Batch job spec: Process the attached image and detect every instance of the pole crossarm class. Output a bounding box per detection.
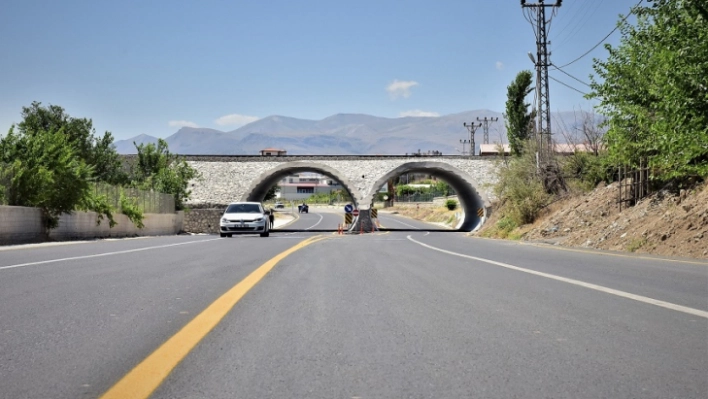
[462,122,482,157]
[476,117,499,145]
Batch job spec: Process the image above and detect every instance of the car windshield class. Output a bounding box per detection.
[225,204,261,213]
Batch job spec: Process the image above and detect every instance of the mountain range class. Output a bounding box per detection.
[112,110,583,155]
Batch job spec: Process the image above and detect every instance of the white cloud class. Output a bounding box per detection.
[386,79,419,100]
[399,110,440,118]
[168,120,199,128]
[214,113,260,127]
[495,61,505,71]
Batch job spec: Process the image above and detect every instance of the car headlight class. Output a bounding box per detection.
[221,217,228,223]
[254,217,264,222]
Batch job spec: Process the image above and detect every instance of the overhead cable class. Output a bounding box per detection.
[554,0,645,69]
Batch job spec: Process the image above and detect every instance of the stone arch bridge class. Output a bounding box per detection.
[181,155,499,231]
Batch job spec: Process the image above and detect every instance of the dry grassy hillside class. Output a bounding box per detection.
[482,181,708,259]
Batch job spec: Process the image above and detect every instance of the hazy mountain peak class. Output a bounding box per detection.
[112,109,582,155]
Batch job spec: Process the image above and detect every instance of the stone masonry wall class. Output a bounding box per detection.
[183,209,224,234]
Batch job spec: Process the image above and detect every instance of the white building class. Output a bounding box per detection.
[277,172,343,201]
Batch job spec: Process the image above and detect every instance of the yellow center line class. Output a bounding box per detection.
[100,235,327,399]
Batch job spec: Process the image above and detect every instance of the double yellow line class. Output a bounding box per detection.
[100,235,327,399]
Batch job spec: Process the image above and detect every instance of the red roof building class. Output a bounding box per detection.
[260,148,287,156]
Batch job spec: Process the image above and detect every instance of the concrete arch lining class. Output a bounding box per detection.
[366,161,491,231]
[242,161,359,205]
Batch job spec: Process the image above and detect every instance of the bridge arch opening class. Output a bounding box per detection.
[365,162,490,231]
[242,161,359,206]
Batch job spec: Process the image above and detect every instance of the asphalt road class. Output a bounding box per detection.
[0,212,706,398]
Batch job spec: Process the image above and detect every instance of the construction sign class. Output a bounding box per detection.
[371,208,378,218]
[344,213,353,225]
[477,208,484,217]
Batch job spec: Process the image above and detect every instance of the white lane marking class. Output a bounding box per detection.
[0,239,221,271]
[279,212,325,235]
[305,213,324,230]
[0,236,155,252]
[381,216,420,229]
[407,235,708,319]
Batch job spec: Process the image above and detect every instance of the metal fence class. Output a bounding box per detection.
[93,183,175,214]
[617,158,651,211]
[395,192,442,202]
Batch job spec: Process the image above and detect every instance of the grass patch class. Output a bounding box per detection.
[626,238,648,252]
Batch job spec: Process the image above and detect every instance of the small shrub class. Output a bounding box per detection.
[562,152,614,191]
[493,140,553,227]
[626,238,647,252]
[507,231,524,240]
[444,199,458,210]
[496,216,518,239]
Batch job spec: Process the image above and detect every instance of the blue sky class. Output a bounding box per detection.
[0,0,639,141]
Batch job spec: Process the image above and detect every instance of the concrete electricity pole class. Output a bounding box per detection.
[476,116,499,145]
[462,122,482,157]
[521,0,562,162]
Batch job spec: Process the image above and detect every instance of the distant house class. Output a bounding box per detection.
[480,144,511,156]
[260,148,287,156]
[479,143,596,156]
[277,172,342,200]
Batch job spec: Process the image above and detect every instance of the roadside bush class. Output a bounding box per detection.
[396,184,418,196]
[444,199,458,210]
[493,140,552,226]
[130,139,200,210]
[562,152,614,191]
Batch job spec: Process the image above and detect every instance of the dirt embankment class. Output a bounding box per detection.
[482,181,708,259]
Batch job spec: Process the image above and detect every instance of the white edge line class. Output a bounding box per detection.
[382,216,420,230]
[304,213,324,230]
[0,238,222,271]
[406,235,708,319]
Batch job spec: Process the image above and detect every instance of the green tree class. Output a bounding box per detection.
[589,0,708,179]
[0,126,95,229]
[16,102,126,184]
[131,139,199,210]
[264,185,279,201]
[504,71,536,156]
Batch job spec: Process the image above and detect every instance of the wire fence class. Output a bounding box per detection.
[0,166,174,213]
[93,183,175,214]
[395,192,446,203]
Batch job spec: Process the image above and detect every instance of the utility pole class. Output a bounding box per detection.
[476,116,499,145]
[459,139,470,156]
[463,122,482,157]
[521,0,561,162]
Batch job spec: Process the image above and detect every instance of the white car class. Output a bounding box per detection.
[219,202,270,237]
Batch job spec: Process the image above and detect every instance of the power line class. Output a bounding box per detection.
[553,0,606,51]
[551,63,591,87]
[549,76,588,96]
[554,0,645,69]
[551,0,596,43]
